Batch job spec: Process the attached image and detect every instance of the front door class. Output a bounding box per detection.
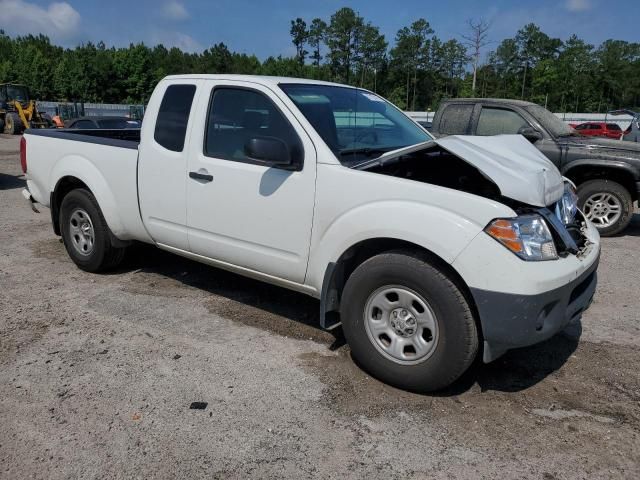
[185,81,316,283]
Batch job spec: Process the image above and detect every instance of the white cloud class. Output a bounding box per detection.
[162,1,189,21]
[150,31,203,53]
[565,0,592,12]
[0,0,80,39]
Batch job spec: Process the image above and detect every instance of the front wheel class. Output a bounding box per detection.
[578,179,633,236]
[340,251,478,392]
[60,188,126,272]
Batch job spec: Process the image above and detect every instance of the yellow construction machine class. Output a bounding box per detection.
[0,83,52,134]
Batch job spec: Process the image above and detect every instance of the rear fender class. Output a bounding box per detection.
[50,155,125,237]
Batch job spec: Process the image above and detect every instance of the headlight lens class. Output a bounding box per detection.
[485,215,558,261]
[555,182,578,225]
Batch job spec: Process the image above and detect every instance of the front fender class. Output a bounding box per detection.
[562,158,640,180]
[305,199,508,291]
[50,155,125,237]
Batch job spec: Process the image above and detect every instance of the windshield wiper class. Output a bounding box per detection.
[339,146,404,157]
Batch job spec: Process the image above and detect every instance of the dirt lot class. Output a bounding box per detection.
[1,133,639,479]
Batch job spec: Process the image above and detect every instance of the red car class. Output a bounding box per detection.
[570,121,624,139]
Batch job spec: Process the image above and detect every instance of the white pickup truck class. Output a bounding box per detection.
[22,75,600,392]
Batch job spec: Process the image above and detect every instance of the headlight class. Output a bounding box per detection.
[485,215,558,261]
[555,182,578,225]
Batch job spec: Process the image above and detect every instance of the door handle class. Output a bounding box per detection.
[189,171,213,182]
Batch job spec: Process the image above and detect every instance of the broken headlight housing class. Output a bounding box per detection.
[555,182,578,225]
[485,215,558,261]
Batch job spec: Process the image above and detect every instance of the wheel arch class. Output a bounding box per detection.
[51,175,90,235]
[563,160,639,201]
[319,237,482,339]
[49,158,125,240]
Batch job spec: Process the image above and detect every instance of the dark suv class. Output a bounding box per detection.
[430,98,640,235]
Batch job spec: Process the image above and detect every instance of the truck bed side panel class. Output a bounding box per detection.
[24,132,151,242]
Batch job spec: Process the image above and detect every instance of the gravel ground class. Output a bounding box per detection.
[1,133,639,479]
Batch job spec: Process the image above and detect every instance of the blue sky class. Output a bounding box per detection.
[1,0,638,59]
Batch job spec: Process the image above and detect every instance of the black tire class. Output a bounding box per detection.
[577,179,633,236]
[60,188,126,272]
[4,113,21,134]
[340,251,478,392]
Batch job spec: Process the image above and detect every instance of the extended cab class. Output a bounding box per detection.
[21,76,600,392]
[430,98,640,235]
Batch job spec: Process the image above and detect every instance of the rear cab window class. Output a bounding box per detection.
[154,84,197,152]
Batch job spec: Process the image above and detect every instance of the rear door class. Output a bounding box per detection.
[138,81,200,250]
[185,80,316,283]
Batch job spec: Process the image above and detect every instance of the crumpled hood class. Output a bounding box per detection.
[433,135,564,207]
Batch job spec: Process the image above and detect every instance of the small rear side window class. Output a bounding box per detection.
[607,123,621,131]
[154,84,196,152]
[439,104,474,135]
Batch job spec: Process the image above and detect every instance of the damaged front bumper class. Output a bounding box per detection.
[452,212,601,363]
[473,250,598,362]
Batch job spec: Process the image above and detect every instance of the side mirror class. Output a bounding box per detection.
[245,137,298,170]
[518,126,543,143]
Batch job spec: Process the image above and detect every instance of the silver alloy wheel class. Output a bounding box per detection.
[364,285,439,365]
[583,192,622,228]
[69,208,95,256]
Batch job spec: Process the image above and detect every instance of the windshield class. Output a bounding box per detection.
[280,83,432,164]
[525,105,574,137]
[6,85,29,102]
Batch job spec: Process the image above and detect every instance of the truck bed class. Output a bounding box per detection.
[23,127,149,242]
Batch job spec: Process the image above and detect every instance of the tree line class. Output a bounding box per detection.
[0,7,638,112]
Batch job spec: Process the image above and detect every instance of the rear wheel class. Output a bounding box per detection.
[340,251,478,392]
[60,189,126,272]
[578,179,633,236]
